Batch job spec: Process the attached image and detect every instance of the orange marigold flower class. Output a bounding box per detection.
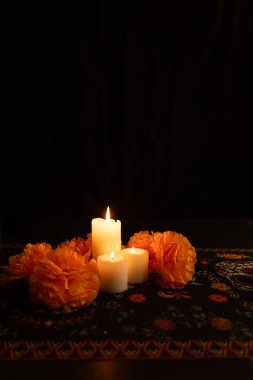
[29,246,100,310]
[58,237,91,263]
[127,231,158,272]
[6,243,52,280]
[87,232,92,244]
[151,231,196,287]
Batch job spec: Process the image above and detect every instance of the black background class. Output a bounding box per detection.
[2,0,253,241]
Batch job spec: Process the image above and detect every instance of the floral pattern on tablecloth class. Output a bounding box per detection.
[0,247,253,342]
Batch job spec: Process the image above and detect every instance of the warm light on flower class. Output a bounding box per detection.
[127,230,196,286]
[128,231,157,272]
[2,226,197,311]
[151,231,196,287]
[7,243,52,280]
[58,237,91,263]
[29,246,100,309]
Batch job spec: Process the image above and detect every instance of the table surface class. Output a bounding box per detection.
[1,218,253,380]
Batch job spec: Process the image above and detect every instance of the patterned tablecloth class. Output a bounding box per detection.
[0,245,252,360]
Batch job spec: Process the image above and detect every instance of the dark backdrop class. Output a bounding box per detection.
[2,0,253,240]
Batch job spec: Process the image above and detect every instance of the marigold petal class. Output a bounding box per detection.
[152,231,196,285]
[57,237,91,263]
[29,249,100,309]
[6,242,52,280]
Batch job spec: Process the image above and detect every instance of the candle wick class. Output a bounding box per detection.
[110,252,115,261]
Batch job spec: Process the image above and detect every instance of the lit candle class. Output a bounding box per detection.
[97,252,128,293]
[121,247,149,284]
[91,206,121,260]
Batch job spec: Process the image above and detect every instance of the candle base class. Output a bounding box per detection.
[128,276,148,285]
[97,253,128,294]
[99,285,128,294]
[121,247,149,285]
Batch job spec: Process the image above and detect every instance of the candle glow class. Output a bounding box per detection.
[91,206,121,259]
[106,206,110,223]
[97,253,128,293]
[121,247,149,284]
[110,251,115,261]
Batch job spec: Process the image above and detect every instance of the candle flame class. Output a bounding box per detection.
[110,251,115,261]
[105,206,110,223]
[131,247,135,254]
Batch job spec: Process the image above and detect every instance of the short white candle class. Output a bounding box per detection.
[121,247,149,284]
[97,252,128,293]
[92,207,121,260]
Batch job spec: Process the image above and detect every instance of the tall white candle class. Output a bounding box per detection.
[97,252,128,293]
[121,247,149,284]
[92,207,121,260]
